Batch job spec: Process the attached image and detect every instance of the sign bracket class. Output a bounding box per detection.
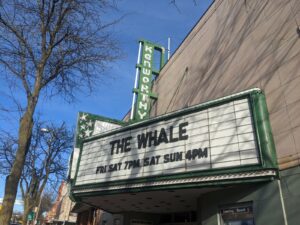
[130,40,165,122]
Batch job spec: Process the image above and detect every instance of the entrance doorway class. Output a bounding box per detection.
[219,202,255,225]
[159,211,197,225]
[131,220,153,225]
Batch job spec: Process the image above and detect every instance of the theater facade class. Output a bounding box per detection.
[69,0,300,225]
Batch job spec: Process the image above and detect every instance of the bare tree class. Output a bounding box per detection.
[38,190,55,220]
[0,1,120,224]
[0,122,73,225]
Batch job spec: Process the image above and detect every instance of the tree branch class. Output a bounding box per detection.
[0,16,37,68]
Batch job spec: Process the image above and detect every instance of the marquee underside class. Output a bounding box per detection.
[72,169,276,214]
[71,169,277,214]
[73,188,219,213]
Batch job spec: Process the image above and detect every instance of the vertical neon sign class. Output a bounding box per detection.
[131,40,165,121]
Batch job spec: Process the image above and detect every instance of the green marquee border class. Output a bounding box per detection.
[70,88,278,200]
[68,113,126,181]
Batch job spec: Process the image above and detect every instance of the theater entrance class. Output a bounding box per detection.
[82,188,216,214]
[77,188,218,225]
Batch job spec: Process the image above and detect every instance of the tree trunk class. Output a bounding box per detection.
[22,209,30,225]
[22,196,35,225]
[22,192,38,225]
[0,102,36,225]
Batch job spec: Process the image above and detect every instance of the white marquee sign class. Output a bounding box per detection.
[75,98,260,186]
[70,113,122,179]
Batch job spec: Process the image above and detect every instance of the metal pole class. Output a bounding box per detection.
[167,37,171,60]
[277,180,289,225]
[130,41,142,120]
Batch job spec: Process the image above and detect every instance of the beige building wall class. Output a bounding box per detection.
[46,182,77,224]
[57,182,77,223]
[150,0,300,169]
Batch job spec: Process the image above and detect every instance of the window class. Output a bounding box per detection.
[219,202,255,225]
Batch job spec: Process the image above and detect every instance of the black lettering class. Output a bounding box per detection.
[185,148,208,160]
[192,149,198,159]
[170,153,176,162]
[172,152,182,161]
[137,133,148,149]
[110,140,119,155]
[148,130,158,147]
[118,162,122,170]
[149,155,160,165]
[164,154,170,163]
[129,159,140,169]
[164,152,183,163]
[178,152,183,161]
[169,126,179,142]
[109,164,117,172]
[179,122,189,140]
[149,156,156,165]
[155,155,161,164]
[157,128,169,145]
[118,139,125,153]
[96,166,101,174]
[109,139,124,155]
[128,161,132,169]
[124,161,129,169]
[108,163,122,172]
[200,148,208,158]
[143,157,149,166]
[134,159,140,168]
[124,136,132,152]
[125,159,141,170]
[186,150,192,160]
[110,136,132,155]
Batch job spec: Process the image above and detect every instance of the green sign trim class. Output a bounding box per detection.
[250,92,277,168]
[69,113,125,181]
[75,112,126,148]
[133,40,165,122]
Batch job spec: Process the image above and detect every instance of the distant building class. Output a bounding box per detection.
[45,182,77,225]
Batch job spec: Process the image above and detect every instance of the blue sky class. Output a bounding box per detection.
[0,0,213,212]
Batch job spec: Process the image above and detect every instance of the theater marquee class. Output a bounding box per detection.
[73,89,277,191]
